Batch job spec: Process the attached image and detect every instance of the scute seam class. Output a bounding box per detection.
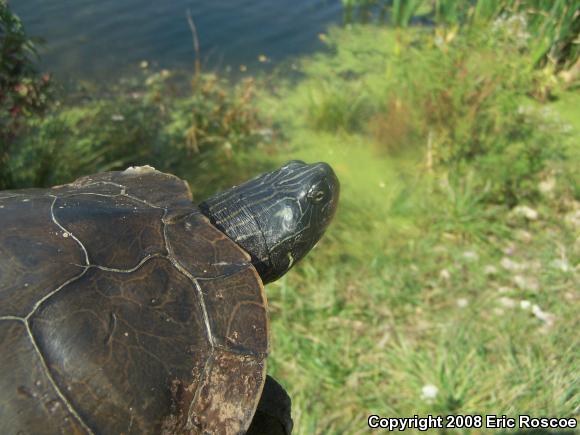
[16,187,168,433]
[87,253,165,274]
[49,195,90,266]
[162,211,215,348]
[25,268,88,321]
[0,315,24,321]
[0,194,22,200]
[25,322,94,435]
[193,263,252,281]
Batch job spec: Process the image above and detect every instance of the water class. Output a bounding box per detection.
[11,0,344,83]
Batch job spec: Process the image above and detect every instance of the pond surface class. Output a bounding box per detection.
[12,0,343,82]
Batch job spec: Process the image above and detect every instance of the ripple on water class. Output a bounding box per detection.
[11,0,343,82]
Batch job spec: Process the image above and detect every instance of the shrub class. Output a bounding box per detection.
[269,21,568,206]
[7,72,270,198]
[0,1,52,187]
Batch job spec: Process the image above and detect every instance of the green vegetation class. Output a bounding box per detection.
[2,1,579,433]
[1,1,52,187]
[264,24,576,206]
[342,0,580,69]
[3,71,273,198]
[258,22,578,433]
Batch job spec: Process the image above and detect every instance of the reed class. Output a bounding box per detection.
[341,0,580,68]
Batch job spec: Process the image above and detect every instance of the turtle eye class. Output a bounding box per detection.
[311,190,325,203]
[307,182,328,204]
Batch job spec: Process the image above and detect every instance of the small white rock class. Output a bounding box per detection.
[531,304,555,327]
[501,257,524,271]
[439,269,451,280]
[499,297,517,308]
[513,275,539,292]
[456,298,469,308]
[484,265,498,275]
[564,210,580,229]
[551,259,570,272]
[538,178,555,194]
[512,205,539,220]
[421,384,439,402]
[463,251,479,261]
[514,229,532,243]
[520,300,532,310]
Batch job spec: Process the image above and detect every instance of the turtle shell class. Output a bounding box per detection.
[0,167,269,435]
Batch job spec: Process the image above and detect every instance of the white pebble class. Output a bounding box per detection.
[501,257,524,271]
[463,251,479,261]
[439,269,451,280]
[513,275,539,292]
[551,259,570,272]
[532,304,555,326]
[564,210,580,228]
[538,178,555,194]
[484,265,498,275]
[499,297,517,308]
[512,205,539,220]
[421,384,438,401]
[514,229,532,243]
[493,307,505,316]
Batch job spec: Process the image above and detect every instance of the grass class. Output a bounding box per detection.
[3,4,579,433]
[262,144,579,433]
[264,152,579,433]
[265,182,578,432]
[253,23,579,435]
[342,0,580,69]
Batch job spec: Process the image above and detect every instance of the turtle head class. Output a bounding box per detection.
[199,161,339,283]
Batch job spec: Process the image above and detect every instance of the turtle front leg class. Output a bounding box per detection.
[247,376,293,435]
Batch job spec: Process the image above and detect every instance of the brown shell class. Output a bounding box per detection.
[0,167,268,435]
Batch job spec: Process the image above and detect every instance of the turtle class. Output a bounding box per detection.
[0,161,339,435]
